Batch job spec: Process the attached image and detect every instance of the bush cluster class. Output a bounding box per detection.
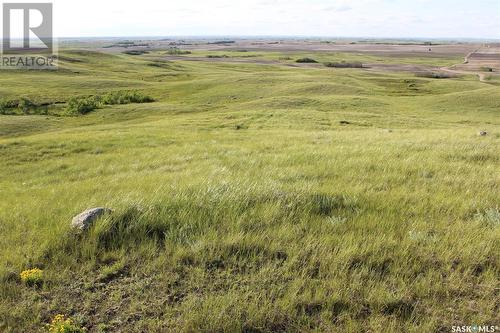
[295,57,318,63]
[0,99,9,114]
[102,90,155,105]
[122,50,149,55]
[0,98,38,115]
[66,91,155,114]
[208,40,235,45]
[480,67,494,72]
[415,71,455,79]
[207,55,229,58]
[66,96,101,114]
[324,61,363,68]
[166,48,191,55]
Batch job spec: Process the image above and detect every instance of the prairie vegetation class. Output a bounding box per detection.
[480,66,494,72]
[324,61,363,68]
[0,98,49,116]
[415,71,457,79]
[123,50,149,55]
[207,54,230,58]
[166,48,192,55]
[296,57,318,63]
[66,91,154,114]
[0,91,153,116]
[0,47,498,332]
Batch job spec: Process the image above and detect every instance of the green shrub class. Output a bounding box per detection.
[0,99,8,114]
[147,62,170,68]
[66,91,154,115]
[66,96,101,114]
[122,50,149,55]
[415,71,455,79]
[296,58,318,63]
[207,55,229,58]
[480,67,494,72]
[102,91,154,105]
[0,97,40,115]
[324,61,363,68]
[208,40,235,45]
[166,48,191,55]
[1,98,51,115]
[17,98,36,114]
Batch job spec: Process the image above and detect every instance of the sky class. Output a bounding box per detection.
[5,0,500,39]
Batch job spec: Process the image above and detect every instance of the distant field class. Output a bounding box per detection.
[0,45,499,332]
[158,49,463,67]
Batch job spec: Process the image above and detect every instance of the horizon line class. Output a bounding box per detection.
[55,35,500,41]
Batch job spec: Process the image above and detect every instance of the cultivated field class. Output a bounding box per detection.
[0,39,499,332]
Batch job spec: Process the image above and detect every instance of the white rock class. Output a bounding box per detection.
[71,207,112,231]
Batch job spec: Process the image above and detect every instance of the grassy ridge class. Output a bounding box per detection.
[0,50,499,332]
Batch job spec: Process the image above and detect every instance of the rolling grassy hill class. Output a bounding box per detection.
[0,50,499,332]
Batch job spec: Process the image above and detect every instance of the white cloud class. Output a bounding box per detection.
[36,0,497,38]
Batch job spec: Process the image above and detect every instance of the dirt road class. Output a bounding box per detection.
[440,45,499,82]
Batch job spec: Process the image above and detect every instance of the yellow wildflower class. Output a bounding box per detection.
[47,314,84,333]
[20,268,43,285]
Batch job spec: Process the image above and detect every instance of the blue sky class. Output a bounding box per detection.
[50,0,500,38]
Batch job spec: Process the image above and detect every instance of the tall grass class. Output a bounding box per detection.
[0,49,498,332]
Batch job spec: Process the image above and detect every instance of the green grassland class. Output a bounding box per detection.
[0,49,499,332]
[158,48,462,66]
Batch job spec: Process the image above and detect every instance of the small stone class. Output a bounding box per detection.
[71,207,112,231]
[479,131,488,136]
